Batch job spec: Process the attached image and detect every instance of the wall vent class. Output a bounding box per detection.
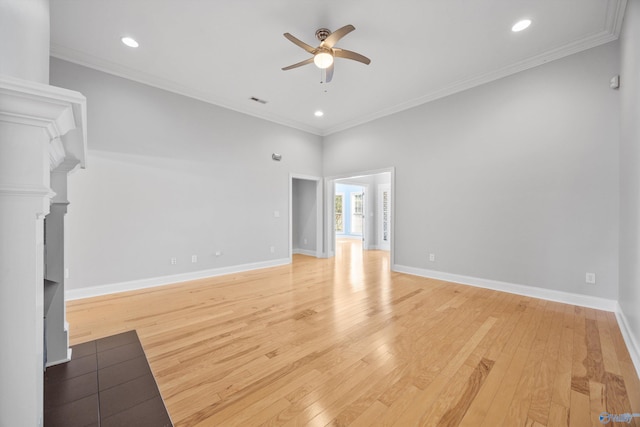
[249,96,268,104]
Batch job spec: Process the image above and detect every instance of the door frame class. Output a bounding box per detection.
[289,174,323,261]
[324,167,395,267]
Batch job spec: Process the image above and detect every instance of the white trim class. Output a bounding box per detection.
[289,174,323,260]
[323,0,626,136]
[45,349,72,368]
[49,0,626,138]
[0,185,55,198]
[326,167,395,267]
[615,303,640,379]
[393,264,618,312]
[0,74,88,168]
[50,45,323,137]
[65,258,290,301]
[292,248,318,257]
[337,235,364,240]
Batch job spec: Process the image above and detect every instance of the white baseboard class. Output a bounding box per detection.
[45,348,72,368]
[292,248,319,257]
[336,235,363,240]
[365,244,390,251]
[392,264,618,312]
[614,304,640,379]
[65,258,291,301]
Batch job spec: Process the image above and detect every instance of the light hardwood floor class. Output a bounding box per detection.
[67,239,640,426]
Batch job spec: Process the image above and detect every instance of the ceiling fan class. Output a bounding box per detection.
[281,25,371,83]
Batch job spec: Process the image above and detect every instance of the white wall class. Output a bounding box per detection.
[292,178,317,254]
[50,58,322,291]
[0,0,50,83]
[619,0,640,368]
[324,42,620,300]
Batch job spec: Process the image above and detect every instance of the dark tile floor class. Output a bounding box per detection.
[44,330,173,427]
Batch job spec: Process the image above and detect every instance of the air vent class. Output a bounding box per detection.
[249,96,268,104]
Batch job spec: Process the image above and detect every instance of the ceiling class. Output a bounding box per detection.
[50,0,626,136]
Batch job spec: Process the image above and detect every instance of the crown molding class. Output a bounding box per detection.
[323,2,626,136]
[49,0,626,138]
[50,45,323,136]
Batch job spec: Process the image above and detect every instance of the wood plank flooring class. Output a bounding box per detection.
[67,239,640,426]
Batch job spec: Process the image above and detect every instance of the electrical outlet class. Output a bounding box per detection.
[171,257,177,265]
[270,246,275,253]
[586,273,596,284]
[429,253,435,262]
[303,238,308,245]
[191,255,197,263]
[274,210,280,218]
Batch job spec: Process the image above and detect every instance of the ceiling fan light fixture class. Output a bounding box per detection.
[512,19,532,32]
[314,52,334,69]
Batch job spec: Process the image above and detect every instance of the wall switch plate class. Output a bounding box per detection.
[215,251,222,257]
[191,255,197,263]
[64,268,69,279]
[303,238,308,245]
[429,253,435,262]
[270,246,275,253]
[586,273,596,284]
[274,210,280,218]
[171,257,177,265]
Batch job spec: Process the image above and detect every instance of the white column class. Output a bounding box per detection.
[0,76,86,427]
[0,121,51,427]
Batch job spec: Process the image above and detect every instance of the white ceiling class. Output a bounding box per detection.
[50,0,626,136]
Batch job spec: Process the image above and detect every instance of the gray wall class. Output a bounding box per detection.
[292,178,317,253]
[323,42,620,299]
[619,1,640,357]
[50,58,322,289]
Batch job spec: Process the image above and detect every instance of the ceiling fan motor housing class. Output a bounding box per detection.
[315,28,331,42]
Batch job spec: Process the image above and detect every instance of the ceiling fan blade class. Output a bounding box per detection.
[282,57,314,71]
[283,33,316,54]
[325,63,334,83]
[322,24,355,48]
[334,48,371,65]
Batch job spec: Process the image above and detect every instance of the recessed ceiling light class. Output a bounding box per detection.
[314,111,324,117]
[121,36,139,48]
[512,19,532,32]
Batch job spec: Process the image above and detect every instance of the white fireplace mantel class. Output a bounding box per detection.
[0,73,87,173]
[0,73,87,427]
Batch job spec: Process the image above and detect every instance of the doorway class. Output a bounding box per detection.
[325,168,394,267]
[289,174,323,260]
[334,182,366,249]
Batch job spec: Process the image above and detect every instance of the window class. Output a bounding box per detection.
[353,193,363,215]
[382,189,389,242]
[335,193,344,232]
[377,184,390,250]
[351,192,363,234]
